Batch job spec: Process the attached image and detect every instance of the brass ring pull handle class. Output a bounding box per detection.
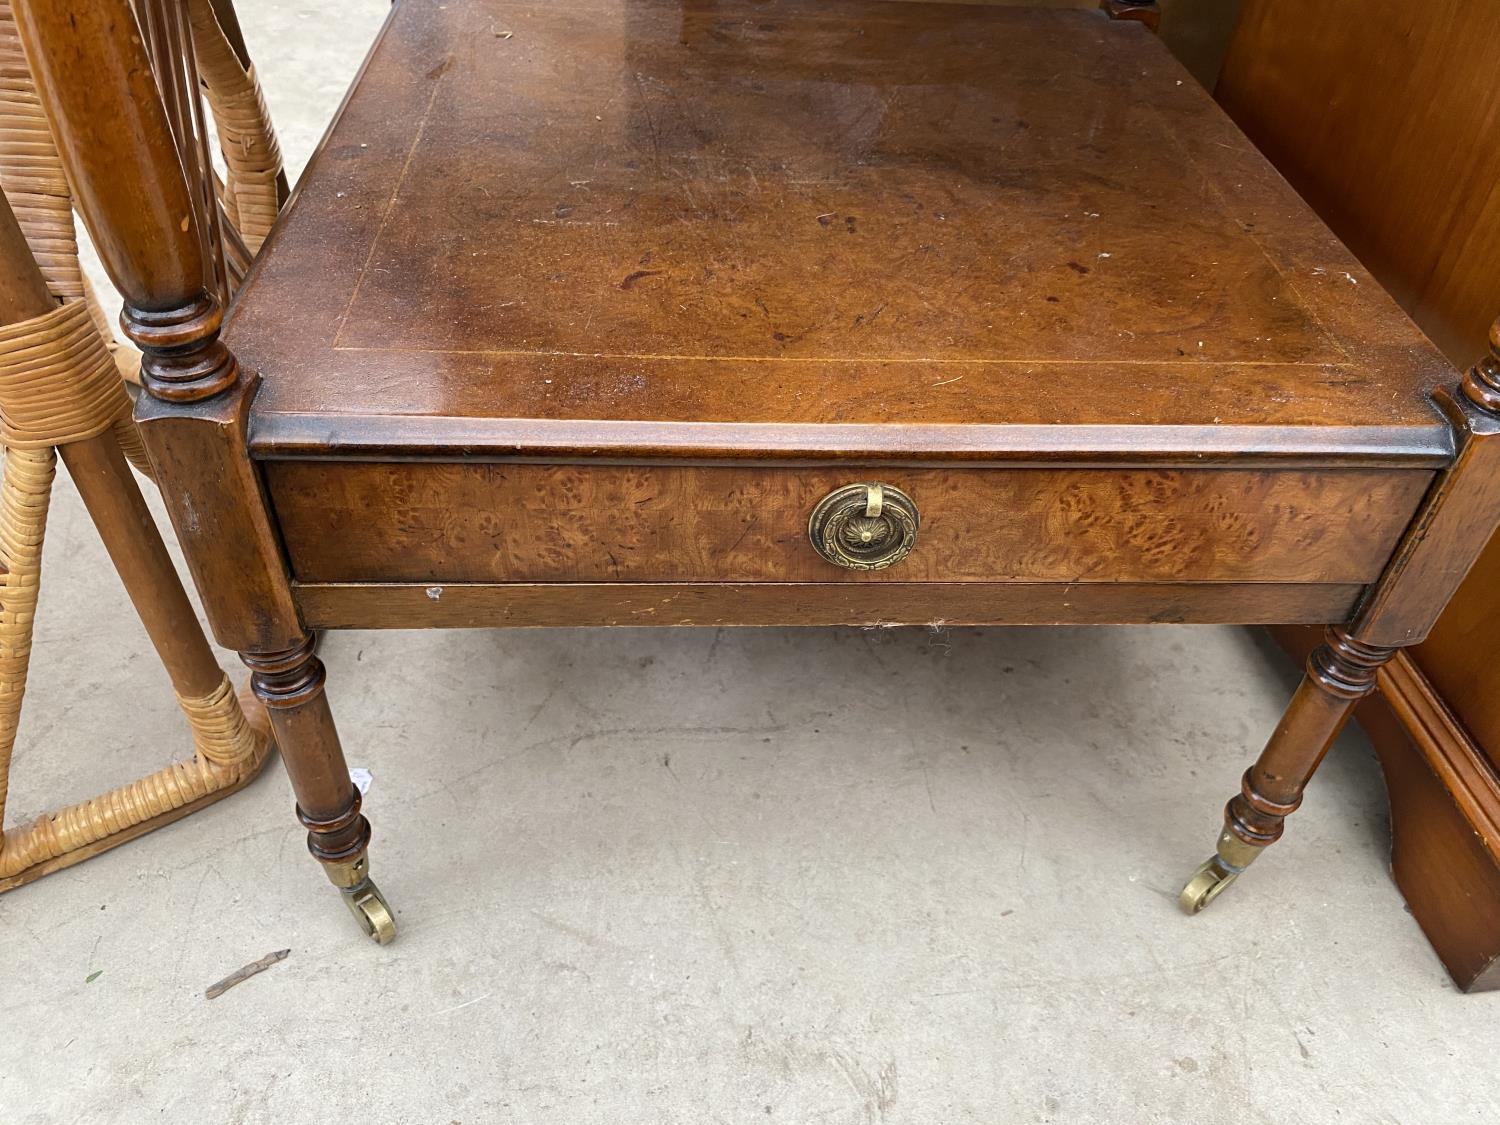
[808,482,920,571]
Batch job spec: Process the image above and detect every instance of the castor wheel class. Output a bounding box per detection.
[1179,856,1239,914]
[1179,828,1263,915]
[342,880,397,944]
[324,852,397,944]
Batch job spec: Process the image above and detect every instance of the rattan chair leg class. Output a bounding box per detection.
[0,691,273,892]
[186,0,284,253]
[0,189,272,892]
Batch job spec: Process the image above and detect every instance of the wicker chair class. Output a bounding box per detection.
[0,0,282,890]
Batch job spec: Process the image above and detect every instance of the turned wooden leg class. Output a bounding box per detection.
[243,635,395,943]
[1181,627,1395,912]
[1101,0,1161,31]
[1176,329,1500,919]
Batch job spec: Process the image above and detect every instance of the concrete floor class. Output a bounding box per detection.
[2,2,1497,1122]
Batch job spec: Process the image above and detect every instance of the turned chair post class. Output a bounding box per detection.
[0,182,270,886]
[1182,325,1500,910]
[12,0,392,939]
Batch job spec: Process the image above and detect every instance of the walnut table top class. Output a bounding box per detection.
[227,0,1454,467]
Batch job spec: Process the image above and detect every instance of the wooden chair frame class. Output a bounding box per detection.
[12,0,1500,949]
[0,0,282,890]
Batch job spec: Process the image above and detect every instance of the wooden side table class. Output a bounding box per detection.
[15,0,1500,951]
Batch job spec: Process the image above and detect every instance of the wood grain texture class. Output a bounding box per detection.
[1221,0,1500,989]
[243,634,369,867]
[0,136,274,893]
[1421,536,1500,757]
[10,0,205,307]
[1410,343,1500,774]
[1273,624,1500,991]
[227,0,1455,463]
[135,378,307,653]
[16,0,304,651]
[1354,393,1500,647]
[23,0,1482,956]
[1376,653,1500,992]
[264,462,1431,586]
[1221,628,1394,858]
[296,581,1367,631]
[1219,0,1500,365]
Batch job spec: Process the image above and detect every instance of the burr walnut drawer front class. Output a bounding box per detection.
[264,462,1431,586]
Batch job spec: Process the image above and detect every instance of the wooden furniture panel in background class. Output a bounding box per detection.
[1220,0,1500,990]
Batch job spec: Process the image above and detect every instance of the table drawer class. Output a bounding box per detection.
[265,462,1431,587]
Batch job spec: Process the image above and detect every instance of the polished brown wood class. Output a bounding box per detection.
[1219,1,1500,365]
[0,187,45,316]
[58,435,224,699]
[0,188,50,315]
[18,0,1500,960]
[1422,559,1500,760]
[1223,628,1395,852]
[296,580,1368,632]
[243,635,367,866]
[14,0,300,649]
[1276,623,1500,992]
[12,0,369,894]
[1353,384,1500,648]
[1221,0,1500,989]
[134,379,305,653]
[229,0,1453,466]
[11,0,203,307]
[1374,656,1500,991]
[267,462,1430,587]
[1200,338,1500,912]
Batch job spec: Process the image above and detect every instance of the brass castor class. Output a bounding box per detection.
[343,880,397,944]
[1179,828,1263,915]
[325,853,397,944]
[1179,856,1239,914]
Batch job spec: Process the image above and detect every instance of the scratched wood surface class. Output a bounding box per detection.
[295,579,1368,630]
[266,462,1431,584]
[227,0,1454,463]
[1221,0,1500,755]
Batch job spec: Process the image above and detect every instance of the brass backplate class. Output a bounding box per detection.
[807,482,920,571]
